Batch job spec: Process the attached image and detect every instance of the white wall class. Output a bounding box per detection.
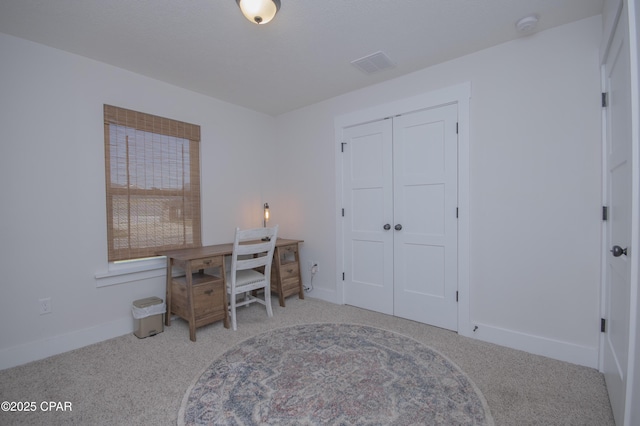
[0,15,605,370]
[0,33,276,369]
[275,16,603,367]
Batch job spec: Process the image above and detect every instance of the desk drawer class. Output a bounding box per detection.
[191,256,222,271]
[271,263,300,297]
[192,281,226,320]
[280,277,301,295]
[278,244,298,261]
[171,273,225,320]
[279,263,299,280]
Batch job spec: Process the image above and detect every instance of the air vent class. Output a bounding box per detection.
[351,51,395,75]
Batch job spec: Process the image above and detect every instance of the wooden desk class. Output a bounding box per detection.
[158,238,303,341]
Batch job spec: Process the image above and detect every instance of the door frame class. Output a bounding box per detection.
[334,82,472,336]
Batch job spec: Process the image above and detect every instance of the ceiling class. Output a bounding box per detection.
[0,0,604,116]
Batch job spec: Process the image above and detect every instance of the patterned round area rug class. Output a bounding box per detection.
[179,323,494,425]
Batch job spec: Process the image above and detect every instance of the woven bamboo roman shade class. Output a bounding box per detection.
[104,105,202,262]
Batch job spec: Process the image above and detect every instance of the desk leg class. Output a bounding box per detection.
[295,243,305,300]
[165,258,173,327]
[274,247,286,307]
[186,263,197,342]
[221,260,230,329]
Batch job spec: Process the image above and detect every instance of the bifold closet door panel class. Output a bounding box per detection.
[392,104,458,331]
[342,118,394,315]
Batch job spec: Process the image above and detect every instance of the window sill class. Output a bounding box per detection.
[95,257,167,288]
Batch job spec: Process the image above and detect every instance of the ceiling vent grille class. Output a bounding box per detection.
[351,51,395,74]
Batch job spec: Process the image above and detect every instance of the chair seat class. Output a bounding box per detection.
[225,269,266,288]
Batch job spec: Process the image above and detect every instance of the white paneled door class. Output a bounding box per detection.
[342,104,458,330]
[342,118,394,315]
[392,105,458,329]
[602,5,633,425]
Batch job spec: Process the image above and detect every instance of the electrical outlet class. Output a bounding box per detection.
[39,298,52,315]
[310,261,319,273]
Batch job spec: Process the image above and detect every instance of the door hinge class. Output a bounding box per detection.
[342,272,345,281]
[456,207,459,218]
[602,206,608,221]
[456,122,459,134]
[341,142,347,152]
[601,318,606,333]
[456,291,459,302]
[342,208,345,217]
[602,92,608,108]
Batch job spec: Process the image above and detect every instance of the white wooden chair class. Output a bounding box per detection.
[225,225,278,331]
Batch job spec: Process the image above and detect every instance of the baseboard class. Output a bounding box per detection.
[469,322,599,368]
[0,317,133,370]
[2,301,598,371]
[305,286,338,304]
[306,291,600,368]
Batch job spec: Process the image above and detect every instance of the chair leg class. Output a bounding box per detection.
[264,284,273,318]
[229,292,237,331]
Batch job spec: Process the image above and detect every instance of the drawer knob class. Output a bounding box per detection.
[287,269,293,273]
[204,289,213,296]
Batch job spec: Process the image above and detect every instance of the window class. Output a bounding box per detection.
[103,105,201,262]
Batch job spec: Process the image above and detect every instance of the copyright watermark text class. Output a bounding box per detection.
[2,401,72,412]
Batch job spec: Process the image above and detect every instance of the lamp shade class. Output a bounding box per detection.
[236,0,281,25]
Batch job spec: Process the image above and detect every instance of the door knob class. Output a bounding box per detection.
[611,245,628,257]
[383,224,391,230]
[395,224,402,231]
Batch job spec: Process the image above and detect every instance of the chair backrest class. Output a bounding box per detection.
[230,225,279,273]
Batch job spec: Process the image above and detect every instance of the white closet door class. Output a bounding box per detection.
[392,105,458,330]
[342,119,394,314]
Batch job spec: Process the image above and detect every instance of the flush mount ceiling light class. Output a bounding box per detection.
[236,0,281,24]
[515,14,539,34]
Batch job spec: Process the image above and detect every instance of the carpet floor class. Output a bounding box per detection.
[0,297,614,425]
